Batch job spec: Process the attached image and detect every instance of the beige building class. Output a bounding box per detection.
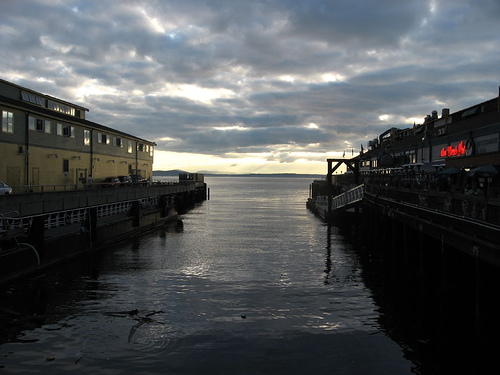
[0,78,155,192]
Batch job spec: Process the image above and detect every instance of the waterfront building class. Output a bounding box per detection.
[358,93,500,172]
[0,78,155,192]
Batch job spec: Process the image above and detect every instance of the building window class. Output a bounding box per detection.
[21,91,44,106]
[29,117,49,132]
[128,141,133,153]
[113,137,123,147]
[98,133,110,144]
[84,130,91,146]
[2,111,14,133]
[137,143,144,152]
[29,116,36,130]
[63,159,69,173]
[57,123,74,137]
[47,99,75,116]
[150,145,153,157]
[36,119,44,131]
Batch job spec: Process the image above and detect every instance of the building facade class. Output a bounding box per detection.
[0,79,155,192]
[359,93,500,172]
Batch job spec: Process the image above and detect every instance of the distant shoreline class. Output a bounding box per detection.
[153,170,325,179]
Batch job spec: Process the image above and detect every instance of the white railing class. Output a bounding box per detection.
[0,211,27,235]
[97,202,133,219]
[2,196,170,234]
[331,184,365,211]
[45,209,88,229]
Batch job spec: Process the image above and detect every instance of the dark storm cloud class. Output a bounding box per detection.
[285,0,427,47]
[1,0,499,161]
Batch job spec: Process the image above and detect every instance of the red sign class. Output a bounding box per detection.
[441,141,466,158]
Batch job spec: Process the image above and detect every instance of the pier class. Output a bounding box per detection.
[0,179,207,285]
[307,161,500,368]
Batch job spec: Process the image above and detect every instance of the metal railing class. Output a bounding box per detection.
[331,184,365,211]
[0,211,40,265]
[0,211,27,235]
[45,208,88,230]
[1,195,170,236]
[9,180,178,194]
[365,183,500,225]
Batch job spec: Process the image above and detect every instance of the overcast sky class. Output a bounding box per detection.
[1,0,499,174]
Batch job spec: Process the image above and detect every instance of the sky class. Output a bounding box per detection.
[1,0,499,174]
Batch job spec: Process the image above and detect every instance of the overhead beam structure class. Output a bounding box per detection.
[326,158,360,216]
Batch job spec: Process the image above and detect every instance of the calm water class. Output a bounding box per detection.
[0,177,418,374]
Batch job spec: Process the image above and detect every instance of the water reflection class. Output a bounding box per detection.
[0,177,422,374]
[324,224,332,284]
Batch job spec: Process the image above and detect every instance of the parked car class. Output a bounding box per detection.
[131,174,148,185]
[0,181,12,194]
[118,175,132,186]
[101,177,120,188]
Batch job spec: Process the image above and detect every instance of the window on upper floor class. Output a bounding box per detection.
[2,111,14,133]
[97,132,110,144]
[21,91,44,106]
[29,116,51,133]
[128,141,133,153]
[113,137,123,147]
[29,117,36,130]
[97,133,110,145]
[47,99,75,116]
[84,130,91,146]
[57,123,75,138]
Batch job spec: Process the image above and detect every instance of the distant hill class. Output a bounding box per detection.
[203,173,324,178]
[153,170,188,176]
[153,170,324,179]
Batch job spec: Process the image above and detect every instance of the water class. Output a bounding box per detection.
[0,177,418,374]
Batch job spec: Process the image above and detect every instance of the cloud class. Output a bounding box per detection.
[1,0,499,173]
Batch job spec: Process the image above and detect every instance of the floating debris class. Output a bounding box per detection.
[126,310,165,343]
[128,321,146,343]
[104,309,139,317]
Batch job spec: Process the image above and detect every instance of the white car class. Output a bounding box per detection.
[0,181,12,194]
